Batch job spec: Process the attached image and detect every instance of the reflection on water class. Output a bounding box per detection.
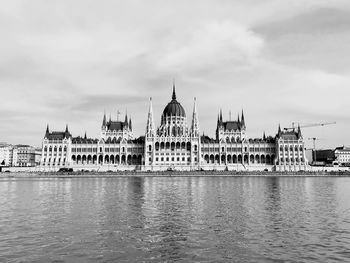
[1,176,350,262]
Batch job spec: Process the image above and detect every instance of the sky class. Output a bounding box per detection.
[0,0,349,149]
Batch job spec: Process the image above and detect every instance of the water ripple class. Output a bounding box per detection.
[0,176,350,262]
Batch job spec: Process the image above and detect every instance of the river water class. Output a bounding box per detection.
[0,176,350,262]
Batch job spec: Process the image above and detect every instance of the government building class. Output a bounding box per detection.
[40,85,308,171]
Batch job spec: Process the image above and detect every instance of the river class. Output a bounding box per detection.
[0,176,350,262]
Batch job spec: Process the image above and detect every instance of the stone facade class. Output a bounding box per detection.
[40,86,308,171]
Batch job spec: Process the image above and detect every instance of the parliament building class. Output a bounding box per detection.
[40,85,308,171]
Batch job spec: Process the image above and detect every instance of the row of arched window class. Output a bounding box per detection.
[203,154,275,165]
[42,158,66,165]
[279,145,304,152]
[71,154,142,165]
[225,137,242,143]
[280,157,304,163]
[44,146,67,152]
[152,142,196,151]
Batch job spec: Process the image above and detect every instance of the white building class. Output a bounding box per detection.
[334,146,350,165]
[144,86,200,171]
[0,143,12,166]
[40,84,308,172]
[275,125,308,171]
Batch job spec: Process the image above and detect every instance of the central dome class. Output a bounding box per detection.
[162,86,186,117]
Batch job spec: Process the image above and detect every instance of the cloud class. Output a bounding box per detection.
[254,7,350,73]
[154,21,264,72]
[0,0,349,149]
[255,8,350,37]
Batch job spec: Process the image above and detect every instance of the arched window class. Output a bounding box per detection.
[148,145,152,152]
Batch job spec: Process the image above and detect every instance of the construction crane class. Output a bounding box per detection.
[284,122,336,131]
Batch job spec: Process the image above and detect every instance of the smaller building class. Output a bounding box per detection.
[15,145,36,167]
[35,148,42,166]
[334,146,350,166]
[0,143,38,167]
[0,143,12,166]
[314,149,335,165]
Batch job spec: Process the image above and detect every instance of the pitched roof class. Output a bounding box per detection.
[223,121,241,131]
[46,131,71,140]
[72,136,98,144]
[107,121,127,131]
[278,131,298,140]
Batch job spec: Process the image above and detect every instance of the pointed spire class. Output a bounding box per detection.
[65,124,69,133]
[102,110,106,127]
[191,97,199,136]
[146,97,155,137]
[109,113,111,122]
[219,109,223,123]
[193,97,197,113]
[129,116,132,130]
[297,124,302,139]
[278,124,282,134]
[241,109,245,128]
[84,132,87,140]
[45,124,50,137]
[237,113,240,123]
[124,110,128,125]
[172,81,176,100]
[263,131,266,140]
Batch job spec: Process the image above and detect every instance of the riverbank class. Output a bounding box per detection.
[1,170,350,178]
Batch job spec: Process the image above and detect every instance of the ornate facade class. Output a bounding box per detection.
[40,85,308,171]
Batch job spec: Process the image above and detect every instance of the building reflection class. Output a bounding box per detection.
[142,177,192,262]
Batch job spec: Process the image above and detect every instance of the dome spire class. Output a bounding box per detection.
[172,80,176,100]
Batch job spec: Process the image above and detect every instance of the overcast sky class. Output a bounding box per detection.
[0,0,349,149]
